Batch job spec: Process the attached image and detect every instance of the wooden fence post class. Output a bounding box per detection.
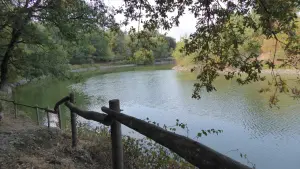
[14,102,17,118]
[47,106,50,128]
[58,106,62,129]
[70,93,77,148]
[13,93,17,118]
[35,105,39,125]
[109,99,124,169]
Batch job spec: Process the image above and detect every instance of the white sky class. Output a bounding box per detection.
[105,0,196,41]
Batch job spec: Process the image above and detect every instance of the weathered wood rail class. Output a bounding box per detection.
[1,93,253,169]
[0,98,56,127]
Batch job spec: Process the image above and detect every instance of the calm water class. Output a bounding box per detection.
[16,70,300,169]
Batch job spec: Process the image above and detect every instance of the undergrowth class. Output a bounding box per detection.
[72,118,224,169]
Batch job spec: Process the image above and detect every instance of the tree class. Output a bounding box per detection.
[69,30,114,64]
[165,36,176,50]
[151,36,170,58]
[0,0,115,88]
[132,48,154,65]
[172,40,196,66]
[91,31,114,62]
[126,29,175,60]
[109,31,123,58]
[13,24,71,79]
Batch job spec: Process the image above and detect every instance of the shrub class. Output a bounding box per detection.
[132,48,154,65]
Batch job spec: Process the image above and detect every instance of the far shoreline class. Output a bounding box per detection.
[172,65,300,75]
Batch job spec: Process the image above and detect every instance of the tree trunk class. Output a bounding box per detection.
[0,56,9,88]
[0,1,41,89]
[0,29,21,89]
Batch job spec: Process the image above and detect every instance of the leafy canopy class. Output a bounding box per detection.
[0,0,116,84]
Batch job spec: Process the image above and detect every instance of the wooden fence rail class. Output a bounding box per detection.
[0,98,58,128]
[0,98,55,113]
[1,94,253,169]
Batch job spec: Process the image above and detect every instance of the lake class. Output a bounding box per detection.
[15,69,300,169]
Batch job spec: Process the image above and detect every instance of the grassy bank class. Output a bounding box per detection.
[70,61,133,70]
[72,64,174,81]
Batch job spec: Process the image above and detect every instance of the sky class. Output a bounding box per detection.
[104,0,196,41]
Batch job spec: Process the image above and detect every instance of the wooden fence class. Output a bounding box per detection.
[1,93,253,169]
[0,98,57,127]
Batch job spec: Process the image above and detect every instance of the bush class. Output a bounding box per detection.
[74,121,194,168]
[132,48,154,65]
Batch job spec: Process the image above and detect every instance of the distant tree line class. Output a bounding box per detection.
[69,29,176,65]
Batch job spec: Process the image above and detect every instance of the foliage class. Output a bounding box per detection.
[0,0,116,87]
[172,39,197,66]
[165,36,177,50]
[132,48,154,65]
[151,35,172,58]
[74,117,224,168]
[13,25,71,79]
[123,118,225,168]
[70,30,114,64]
[0,0,180,84]
[108,31,132,61]
[71,29,175,65]
[127,29,176,60]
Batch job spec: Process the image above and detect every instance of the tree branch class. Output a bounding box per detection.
[271,31,287,45]
[69,14,85,20]
[257,0,271,14]
[25,0,30,8]
[16,40,25,44]
[258,0,287,45]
